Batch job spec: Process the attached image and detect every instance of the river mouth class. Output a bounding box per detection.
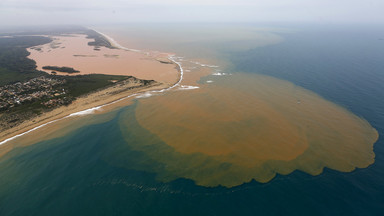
[127,72,378,187]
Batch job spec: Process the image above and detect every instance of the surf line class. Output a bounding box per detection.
[92,29,184,91]
[0,30,184,146]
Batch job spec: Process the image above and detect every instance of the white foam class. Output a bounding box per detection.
[0,30,186,146]
[178,85,200,90]
[206,80,214,83]
[68,106,103,117]
[212,72,226,76]
[190,61,219,68]
[0,119,61,145]
[135,92,153,99]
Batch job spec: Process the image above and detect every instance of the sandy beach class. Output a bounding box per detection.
[0,31,181,153]
[0,79,173,155]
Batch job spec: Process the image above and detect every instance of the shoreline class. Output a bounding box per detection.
[0,30,184,146]
[27,32,179,85]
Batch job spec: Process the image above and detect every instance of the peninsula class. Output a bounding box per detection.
[0,26,181,148]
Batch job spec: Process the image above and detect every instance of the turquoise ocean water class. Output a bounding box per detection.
[0,24,384,215]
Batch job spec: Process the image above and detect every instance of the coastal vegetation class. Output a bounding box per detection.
[85,29,113,49]
[0,29,156,133]
[0,73,149,131]
[0,36,52,85]
[42,66,80,73]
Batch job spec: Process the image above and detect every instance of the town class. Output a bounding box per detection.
[0,76,71,111]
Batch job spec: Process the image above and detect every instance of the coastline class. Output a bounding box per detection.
[27,33,179,85]
[0,30,184,147]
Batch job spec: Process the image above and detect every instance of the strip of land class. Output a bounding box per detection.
[0,80,169,147]
[0,27,181,147]
[28,34,179,85]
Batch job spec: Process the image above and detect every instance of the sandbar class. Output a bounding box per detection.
[0,31,181,155]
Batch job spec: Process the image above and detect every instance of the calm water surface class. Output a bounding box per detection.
[0,24,383,215]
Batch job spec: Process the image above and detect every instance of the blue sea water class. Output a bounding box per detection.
[1,24,384,215]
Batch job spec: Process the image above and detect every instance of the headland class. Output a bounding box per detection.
[0,27,182,150]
